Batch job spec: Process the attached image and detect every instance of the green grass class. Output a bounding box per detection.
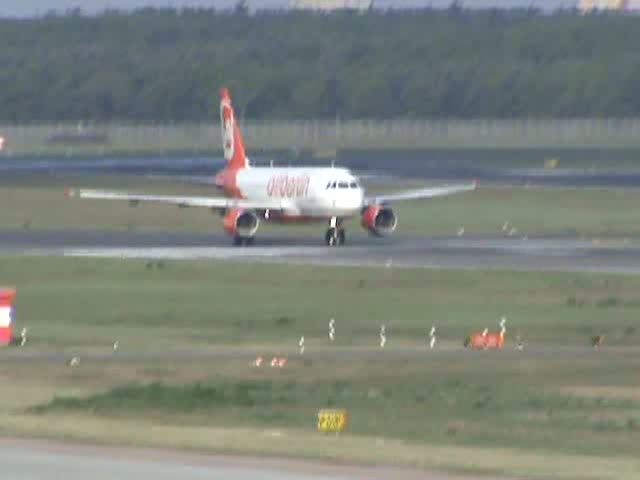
[1,257,639,477]
[2,256,640,349]
[30,355,640,458]
[3,175,640,238]
[396,185,640,237]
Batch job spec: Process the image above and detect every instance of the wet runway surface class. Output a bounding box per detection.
[3,228,640,274]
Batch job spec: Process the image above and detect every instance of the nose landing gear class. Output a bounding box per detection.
[325,217,346,246]
[325,227,346,246]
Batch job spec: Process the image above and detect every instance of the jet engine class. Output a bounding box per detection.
[361,205,397,236]
[223,208,259,241]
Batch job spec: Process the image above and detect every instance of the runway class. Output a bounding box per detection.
[3,228,640,274]
[0,438,469,480]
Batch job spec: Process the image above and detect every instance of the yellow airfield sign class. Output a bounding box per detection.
[317,409,348,433]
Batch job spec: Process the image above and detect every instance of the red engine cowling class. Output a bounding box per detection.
[223,208,259,238]
[361,205,397,236]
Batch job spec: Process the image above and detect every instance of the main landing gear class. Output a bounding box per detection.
[325,217,346,247]
[233,235,255,246]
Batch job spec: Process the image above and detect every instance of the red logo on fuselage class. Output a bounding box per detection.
[267,174,310,198]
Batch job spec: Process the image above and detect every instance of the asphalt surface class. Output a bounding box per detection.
[5,150,640,186]
[0,228,628,364]
[3,228,640,274]
[0,439,470,480]
[0,438,476,480]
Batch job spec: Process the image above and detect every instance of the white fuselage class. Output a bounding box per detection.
[231,167,365,219]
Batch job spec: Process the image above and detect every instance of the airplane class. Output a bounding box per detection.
[65,87,476,246]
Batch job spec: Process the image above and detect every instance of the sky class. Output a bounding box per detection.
[0,0,579,17]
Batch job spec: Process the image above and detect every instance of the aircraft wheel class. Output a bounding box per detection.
[337,228,346,245]
[325,228,338,247]
[233,236,256,246]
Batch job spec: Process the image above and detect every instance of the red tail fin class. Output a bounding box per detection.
[219,87,249,170]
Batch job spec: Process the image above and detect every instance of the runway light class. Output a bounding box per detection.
[328,318,335,342]
[429,327,436,347]
[68,356,80,367]
[113,340,119,351]
[379,324,387,348]
[429,326,436,349]
[457,227,465,237]
[253,356,263,367]
[591,335,604,350]
[299,336,305,355]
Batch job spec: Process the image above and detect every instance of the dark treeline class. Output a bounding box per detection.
[1,8,640,122]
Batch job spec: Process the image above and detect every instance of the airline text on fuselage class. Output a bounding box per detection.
[266,174,311,198]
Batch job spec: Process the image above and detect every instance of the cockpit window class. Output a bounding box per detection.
[349,182,359,189]
[326,181,347,189]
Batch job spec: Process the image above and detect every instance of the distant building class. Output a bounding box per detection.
[289,0,373,11]
[578,0,633,12]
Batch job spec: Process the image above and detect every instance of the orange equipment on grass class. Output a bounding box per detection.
[465,319,507,350]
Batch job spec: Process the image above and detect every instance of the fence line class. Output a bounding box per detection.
[2,118,640,154]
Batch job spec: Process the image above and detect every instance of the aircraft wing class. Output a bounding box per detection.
[365,181,477,204]
[144,174,219,186]
[64,188,288,211]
